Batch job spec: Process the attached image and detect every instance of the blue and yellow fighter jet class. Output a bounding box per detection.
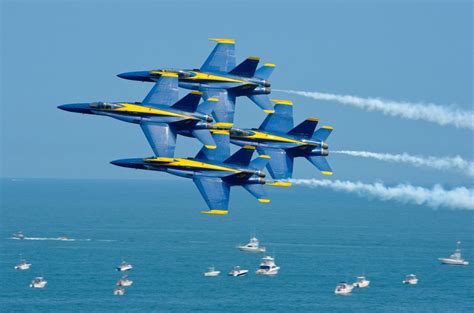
[110,131,274,215]
[58,73,231,157]
[117,38,275,123]
[229,100,333,179]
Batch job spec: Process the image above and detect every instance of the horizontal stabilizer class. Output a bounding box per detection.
[195,130,230,162]
[248,95,275,113]
[142,74,179,107]
[203,90,236,123]
[201,38,236,73]
[243,184,270,203]
[229,57,260,77]
[140,123,177,157]
[224,145,256,166]
[193,176,230,214]
[258,148,294,180]
[254,63,275,80]
[197,97,218,115]
[171,91,202,112]
[249,154,270,170]
[306,156,333,175]
[192,129,216,149]
[259,100,294,133]
[288,118,319,138]
[312,126,333,141]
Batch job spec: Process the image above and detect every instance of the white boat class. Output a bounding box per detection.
[29,277,47,288]
[256,256,280,275]
[116,275,133,287]
[57,236,69,241]
[116,261,133,272]
[204,267,221,277]
[14,260,32,270]
[13,231,25,240]
[237,236,266,253]
[113,287,125,296]
[228,266,249,277]
[438,241,469,265]
[335,282,353,295]
[352,276,370,288]
[402,274,418,285]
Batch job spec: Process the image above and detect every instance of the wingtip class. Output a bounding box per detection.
[208,38,235,44]
[201,210,229,215]
[258,198,271,203]
[205,145,217,149]
[263,109,275,114]
[321,171,333,175]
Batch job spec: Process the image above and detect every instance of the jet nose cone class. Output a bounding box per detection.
[57,103,92,114]
[110,158,144,169]
[117,71,152,82]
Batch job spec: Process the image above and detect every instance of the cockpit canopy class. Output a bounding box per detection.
[230,129,256,137]
[90,102,123,110]
[158,68,197,78]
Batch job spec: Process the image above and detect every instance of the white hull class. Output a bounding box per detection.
[353,281,370,288]
[114,288,125,296]
[228,270,248,277]
[403,279,418,285]
[438,258,469,265]
[117,280,133,287]
[204,271,220,277]
[117,266,133,272]
[335,286,353,295]
[15,264,31,270]
[256,268,280,275]
[238,246,266,253]
[30,282,47,288]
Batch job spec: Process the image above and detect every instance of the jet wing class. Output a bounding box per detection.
[201,38,236,73]
[203,89,236,123]
[258,148,294,180]
[142,74,179,107]
[193,176,230,214]
[140,123,177,157]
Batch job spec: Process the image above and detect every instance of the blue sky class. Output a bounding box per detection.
[1,0,472,186]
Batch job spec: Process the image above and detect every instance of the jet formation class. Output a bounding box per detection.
[59,38,333,214]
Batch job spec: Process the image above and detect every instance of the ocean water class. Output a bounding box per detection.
[0,178,472,312]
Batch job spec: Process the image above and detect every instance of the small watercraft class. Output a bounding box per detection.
[335,282,353,295]
[29,277,47,288]
[14,260,32,270]
[256,256,280,275]
[237,236,266,253]
[13,231,25,240]
[116,261,133,272]
[57,236,69,241]
[352,276,370,288]
[113,287,125,296]
[402,274,418,285]
[228,266,248,277]
[116,275,133,287]
[204,267,221,277]
[438,241,469,265]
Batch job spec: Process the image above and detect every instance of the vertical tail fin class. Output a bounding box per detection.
[254,63,275,80]
[224,145,256,166]
[259,100,294,133]
[249,154,271,170]
[229,57,260,77]
[287,118,319,138]
[248,95,275,113]
[312,125,333,141]
[242,184,270,203]
[195,130,230,162]
[171,91,202,112]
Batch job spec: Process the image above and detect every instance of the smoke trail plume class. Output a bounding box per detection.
[275,89,474,130]
[333,150,474,177]
[289,179,474,211]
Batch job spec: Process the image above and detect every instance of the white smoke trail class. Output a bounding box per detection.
[289,179,474,211]
[333,150,474,177]
[275,89,474,130]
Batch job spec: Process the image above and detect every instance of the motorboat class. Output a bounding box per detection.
[116,261,133,272]
[352,276,370,288]
[57,236,69,241]
[438,241,469,265]
[402,274,418,285]
[228,266,248,277]
[335,282,353,295]
[116,275,133,287]
[13,231,25,240]
[204,267,221,277]
[14,260,32,270]
[256,256,280,275]
[113,287,125,296]
[29,277,47,288]
[237,236,266,253]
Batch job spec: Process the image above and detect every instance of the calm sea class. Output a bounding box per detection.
[1,178,472,312]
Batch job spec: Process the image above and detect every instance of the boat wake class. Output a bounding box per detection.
[9,237,91,242]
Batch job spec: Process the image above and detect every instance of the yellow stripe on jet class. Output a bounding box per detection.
[258,198,271,203]
[234,130,308,145]
[113,103,198,120]
[185,72,252,84]
[271,99,293,105]
[201,209,229,215]
[208,38,235,44]
[145,157,241,173]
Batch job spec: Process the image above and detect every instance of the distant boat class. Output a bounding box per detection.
[113,287,125,296]
[116,261,133,272]
[402,274,418,285]
[204,267,220,277]
[256,256,280,276]
[29,277,47,288]
[228,266,248,277]
[438,241,469,265]
[57,236,69,241]
[237,236,266,253]
[116,275,133,287]
[352,276,370,288]
[13,231,25,240]
[14,260,32,271]
[335,282,353,295]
